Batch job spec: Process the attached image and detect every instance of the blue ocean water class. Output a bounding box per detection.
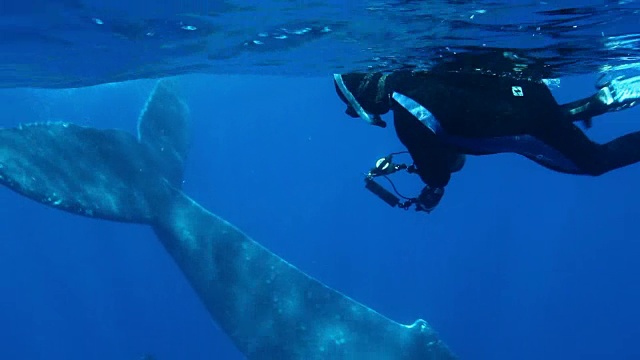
[2,74,640,360]
[2,1,640,360]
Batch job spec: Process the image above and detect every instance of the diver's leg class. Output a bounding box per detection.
[559,94,607,126]
[533,121,640,176]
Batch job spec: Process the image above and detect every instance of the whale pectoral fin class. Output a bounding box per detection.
[0,122,167,223]
[137,79,190,188]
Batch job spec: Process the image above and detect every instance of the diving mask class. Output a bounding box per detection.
[333,74,386,128]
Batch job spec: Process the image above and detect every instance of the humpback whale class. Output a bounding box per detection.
[0,80,456,359]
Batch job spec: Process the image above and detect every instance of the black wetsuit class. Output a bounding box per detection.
[382,70,640,191]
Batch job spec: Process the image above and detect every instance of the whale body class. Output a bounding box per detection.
[0,80,456,359]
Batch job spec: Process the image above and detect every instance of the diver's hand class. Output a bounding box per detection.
[416,185,444,213]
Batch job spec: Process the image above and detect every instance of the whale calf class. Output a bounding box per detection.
[0,80,456,359]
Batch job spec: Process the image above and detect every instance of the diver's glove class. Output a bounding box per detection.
[415,185,444,213]
[597,74,640,112]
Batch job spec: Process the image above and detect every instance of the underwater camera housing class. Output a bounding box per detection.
[363,153,430,212]
[364,176,401,207]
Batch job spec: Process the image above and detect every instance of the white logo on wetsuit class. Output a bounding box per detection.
[512,86,524,96]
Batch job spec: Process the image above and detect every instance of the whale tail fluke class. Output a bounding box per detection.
[137,79,190,189]
[0,79,188,224]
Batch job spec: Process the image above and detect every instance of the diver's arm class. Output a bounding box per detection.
[392,106,453,213]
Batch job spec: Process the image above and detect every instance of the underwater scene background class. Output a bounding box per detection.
[1,74,640,359]
[2,0,640,359]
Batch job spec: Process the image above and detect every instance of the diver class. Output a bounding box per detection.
[333,52,640,213]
